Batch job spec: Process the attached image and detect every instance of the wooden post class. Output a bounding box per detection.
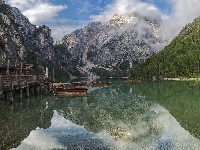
[13,86,16,98]
[19,63,23,100]
[3,91,7,100]
[10,80,13,104]
[19,77,22,100]
[19,88,22,100]
[26,80,29,98]
[32,84,35,94]
[7,60,10,76]
[52,69,55,82]
[36,84,40,95]
[10,90,13,103]
[21,63,22,75]
[0,75,2,92]
[27,98,29,107]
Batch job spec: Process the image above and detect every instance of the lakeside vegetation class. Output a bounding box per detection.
[129,17,200,80]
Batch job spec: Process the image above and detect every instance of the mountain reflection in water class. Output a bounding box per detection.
[11,81,200,150]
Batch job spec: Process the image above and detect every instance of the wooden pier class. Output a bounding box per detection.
[0,63,53,103]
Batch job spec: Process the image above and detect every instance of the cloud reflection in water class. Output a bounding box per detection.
[12,84,200,150]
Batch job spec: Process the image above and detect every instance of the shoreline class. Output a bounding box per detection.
[163,78,200,81]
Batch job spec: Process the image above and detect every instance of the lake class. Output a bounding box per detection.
[1,79,200,149]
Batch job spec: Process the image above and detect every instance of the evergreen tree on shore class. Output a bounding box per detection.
[129,17,200,79]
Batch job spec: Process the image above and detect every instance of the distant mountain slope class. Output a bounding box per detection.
[129,17,200,79]
[0,2,70,80]
[57,13,169,77]
[0,1,171,79]
[0,3,53,60]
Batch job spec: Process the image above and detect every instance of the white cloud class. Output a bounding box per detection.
[163,0,200,38]
[47,18,90,41]
[23,4,67,25]
[6,0,70,41]
[51,24,82,42]
[98,0,102,3]
[78,1,91,13]
[7,0,67,25]
[90,0,161,24]
[6,0,200,42]
[90,0,200,40]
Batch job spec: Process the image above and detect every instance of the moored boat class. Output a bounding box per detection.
[70,81,88,86]
[55,87,88,97]
[51,82,71,88]
[90,81,111,86]
[143,80,150,82]
[124,80,133,83]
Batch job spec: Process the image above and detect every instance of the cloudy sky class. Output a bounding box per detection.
[5,0,200,42]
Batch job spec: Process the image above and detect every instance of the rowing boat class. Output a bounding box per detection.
[124,80,133,83]
[70,81,88,86]
[55,87,88,97]
[90,81,111,86]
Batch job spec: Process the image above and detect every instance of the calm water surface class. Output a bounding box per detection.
[0,80,200,149]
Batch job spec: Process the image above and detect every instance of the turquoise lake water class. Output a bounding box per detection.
[0,79,200,149]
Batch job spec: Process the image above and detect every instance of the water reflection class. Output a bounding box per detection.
[130,81,200,139]
[0,95,53,150]
[2,80,200,149]
[57,88,154,140]
[13,105,200,150]
[14,81,200,149]
[13,110,114,150]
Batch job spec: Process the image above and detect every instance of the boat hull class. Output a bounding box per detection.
[55,88,88,97]
[91,81,111,86]
[55,92,87,97]
[70,82,88,86]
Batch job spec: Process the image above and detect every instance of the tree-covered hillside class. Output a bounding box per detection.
[129,17,200,79]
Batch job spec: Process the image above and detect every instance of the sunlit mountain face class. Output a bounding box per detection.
[57,12,169,77]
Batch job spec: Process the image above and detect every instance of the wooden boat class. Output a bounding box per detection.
[143,80,150,82]
[133,80,142,83]
[90,81,111,86]
[55,87,88,97]
[70,81,88,86]
[124,79,133,83]
[51,82,71,88]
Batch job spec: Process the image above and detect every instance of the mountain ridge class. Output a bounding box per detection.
[129,16,200,79]
[0,2,171,79]
[57,13,169,77]
[0,2,68,80]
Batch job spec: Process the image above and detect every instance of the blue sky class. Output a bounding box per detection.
[5,0,200,41]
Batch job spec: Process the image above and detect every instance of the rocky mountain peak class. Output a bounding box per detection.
[10,7,36,35]
[85,22,102,29]
[0,2,54,68]
[105,13,134,29]
[56,12,169,77]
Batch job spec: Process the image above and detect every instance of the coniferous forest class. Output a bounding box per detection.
[129,17,200,80]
